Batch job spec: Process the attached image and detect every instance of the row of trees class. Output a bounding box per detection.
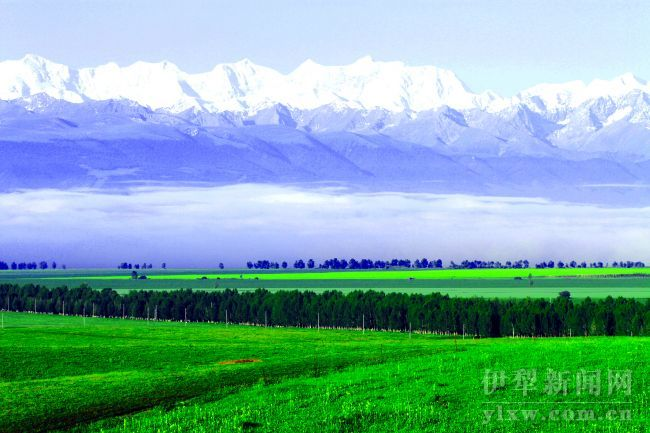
[321,258,444,269]
[118,263,154,270]
[247,260,288,269]
[449,260,530,269]
[117,263,226,270]
[245,258,647,270]
[246,258,445,270]
[536,260,646,269]
[1,284,648,337]
[452,260,644,269]
[3,260,644,272]
[0,261,63,270]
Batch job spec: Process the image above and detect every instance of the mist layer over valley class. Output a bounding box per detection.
[1,184,649,267]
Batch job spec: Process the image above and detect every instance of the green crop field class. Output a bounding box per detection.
[0,312,647,433]
[1,268,650,299]
[5,266,650,280]
[140,267,650,280]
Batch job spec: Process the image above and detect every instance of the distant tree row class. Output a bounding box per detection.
[320,258,444,269]
[1,284,648,337]
[0,261,63,270]
[246,258,444,270]
[535,260,646,269]
[118,262,225,270]
[246,260,287,269]
[452,260,645,269]
[449,260,530,269]
[611,261,646,268]
[245,258,647,270]
[117,263,154,270]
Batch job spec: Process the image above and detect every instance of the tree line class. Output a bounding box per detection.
[117,262,225,270]
[245,258,443,270]
[535,260,646,269]
[1,259,644,272]
[0,261,64,270]
[118,262,154,270]
[1,284,648,337]
[246,258,647,270]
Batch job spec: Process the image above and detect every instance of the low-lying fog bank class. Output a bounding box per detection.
[1,184,649,267]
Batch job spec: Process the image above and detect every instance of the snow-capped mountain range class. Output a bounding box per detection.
[2,54,650,204]
[0,54,496,113]
[3,54,649,117]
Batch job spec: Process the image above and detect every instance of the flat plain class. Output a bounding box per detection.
[1,267,649,298]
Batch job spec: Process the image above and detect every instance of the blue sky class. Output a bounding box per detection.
[1,0,649,95]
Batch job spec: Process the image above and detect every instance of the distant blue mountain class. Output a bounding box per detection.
[1,95,649,206]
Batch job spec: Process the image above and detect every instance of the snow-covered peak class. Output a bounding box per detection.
[287,56,481,111]
[189,60,286,112]
[76,59,197,111]
[352,55,375,64]
[21,53,53,67]
[587,73,647,99]
[515,74,650,115]
[0,54,81,102]
[612,72,646,86]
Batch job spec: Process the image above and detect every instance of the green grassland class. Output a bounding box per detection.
[1,267,650,298]
[0,312,646,432]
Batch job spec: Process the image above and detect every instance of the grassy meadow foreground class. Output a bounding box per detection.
[0,312,647,432]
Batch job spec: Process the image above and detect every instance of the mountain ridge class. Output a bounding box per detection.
[3,54,648,115]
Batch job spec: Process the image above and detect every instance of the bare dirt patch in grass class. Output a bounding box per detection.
[218,358,262,365]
